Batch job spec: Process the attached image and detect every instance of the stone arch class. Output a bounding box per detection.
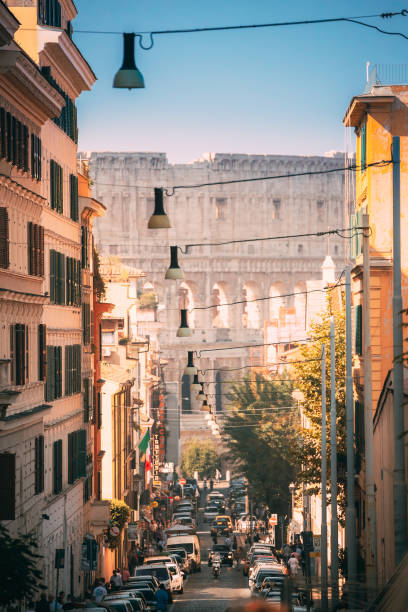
[269,282,285,321]
[294,281,307,328]
[242,281,261,329]
[211,282,229,328]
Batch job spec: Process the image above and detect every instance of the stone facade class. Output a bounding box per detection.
[87,152,345,462]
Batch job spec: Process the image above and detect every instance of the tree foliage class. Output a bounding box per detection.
[0,524,45,605]
[292,294,347,516]
[222,374,298,515]
[108,499,131,549]
[181,440,219,478]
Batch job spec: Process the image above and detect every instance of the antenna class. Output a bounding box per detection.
[366,61,370,83]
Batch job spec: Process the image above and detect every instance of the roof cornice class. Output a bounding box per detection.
[343,95,395,128]
[0,1,20,48]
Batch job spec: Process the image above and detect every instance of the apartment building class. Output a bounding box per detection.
[0,0,96,596]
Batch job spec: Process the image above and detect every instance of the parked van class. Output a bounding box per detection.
[166,534,201,571]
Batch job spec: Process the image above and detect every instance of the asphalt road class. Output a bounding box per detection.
[172,485,251,611]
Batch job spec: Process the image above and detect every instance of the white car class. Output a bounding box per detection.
[166,562,184,593]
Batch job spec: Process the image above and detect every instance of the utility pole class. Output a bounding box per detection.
[362,213,377,590]
[345,266,357,589]
[321,343,328,612]
[330,317,338,608]
[392,136,408,564]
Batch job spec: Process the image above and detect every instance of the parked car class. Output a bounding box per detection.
[210,517,232,537]
[166,534,201,571]
[102,594,147,612]
[165,547,193,574]
[135,565,172,592]
[208,544,233,566]
[166,562,184,593]
[126,576,159,591]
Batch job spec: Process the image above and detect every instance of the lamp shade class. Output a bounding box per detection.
[165,246,183,280]
[148,188,171,229]
[197,384,206,400]
[191,373,201,391]
[200,399,211,412]
[184,351,197,376]
[113,33,145,89]
[176,309,192,337]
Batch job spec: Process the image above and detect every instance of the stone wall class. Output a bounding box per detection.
[86,151,345,460]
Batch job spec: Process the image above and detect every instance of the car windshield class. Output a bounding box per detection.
[136,567,169,580]
[168,543,193,553]
[256,571,281,584]
[213,545,229,552]
[133,590,154,602]
[168,548,187,558]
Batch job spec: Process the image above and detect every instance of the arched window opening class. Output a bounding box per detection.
[242,282,260,329]
[212,283,229,328]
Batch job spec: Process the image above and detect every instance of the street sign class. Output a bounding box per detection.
[110,525,120,537]
[127,523,138,541]
[179,478,186,485]
[269,514,278,526]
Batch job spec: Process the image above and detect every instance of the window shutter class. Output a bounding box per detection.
[0,454,15,520]
[83,378,89,422]
[17,121,23,169]
[25,324,29,383]
[35,435,44,494]
[70,174,78,221]
[34,223,40,276]
[6,112,11,161]
[0,107,6,158]
[23,125,29,172]
[65,345,70,395]
[0,207,9,269]
[50,159,55,209]
[12,116,17,165]
[10,325,15,384]
[15,324,25,385]
[355,305,363,355]
[97,391,102,429]
[38,324,47,381]
[39,225,44,276]
[27,222,33,275]
[78,429,87,478]
[361,123,367,171]
[66,257,71,305]
[53,439,63,494]
[68,432,74,483]
[56,346,62,397]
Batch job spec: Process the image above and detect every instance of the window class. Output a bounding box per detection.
[34,435,44,494]
[10,324,29,386]
[317,200,324,222]
[83,473,93,503]
[70,174,78,221]
[83,378,92,423]
[53,439,63,494]
[354,304,362,355]
[350,207,365,259]
[66,257,81,306]
[96,391,102,429]
[49,250,65,304]
[102,331,115,345]
[50,159,63,213]
[68,429,87,484]
[81,226,89,268]
[0,108,29,172]
[0,207,9,269]
[38,0,61,27]
[45,346,62,401]
[0,454,15,520]
[82,303,91,344]
[64,344,81,396]
[38,324,47,381]
[297,244,303,254]
[273,199,281,220]
[355,400,365,457]
[31,134,42,180]
[215,198,227,220]
[28,222,44,276]
[360,122,367,171]
[41,68,78,142]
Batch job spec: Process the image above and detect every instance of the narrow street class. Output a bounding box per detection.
[173,485,251,611]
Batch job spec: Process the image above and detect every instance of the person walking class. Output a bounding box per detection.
[36,593,51,612]
[287,553,300,577]
[92,580,107,603]
[154,583,169,611]
[122,566,130,583]
[209,478,214,491]
[110,569,123,591]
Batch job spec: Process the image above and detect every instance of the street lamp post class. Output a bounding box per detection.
[289,482,296,544]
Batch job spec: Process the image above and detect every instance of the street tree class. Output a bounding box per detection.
[291,293,347,515]
[222,374,298,515]
[0,524,45,605]
[181,439,219,478]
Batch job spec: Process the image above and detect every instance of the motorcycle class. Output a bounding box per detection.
[212,554,221,579]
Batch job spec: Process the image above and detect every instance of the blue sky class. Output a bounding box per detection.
[74,1,408,163]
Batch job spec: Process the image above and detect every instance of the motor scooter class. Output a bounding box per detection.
[212,554,221,579]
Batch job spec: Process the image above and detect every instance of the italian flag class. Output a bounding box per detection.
[138,430,150,461]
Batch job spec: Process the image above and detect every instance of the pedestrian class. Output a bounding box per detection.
[209,478,214,491]
[36,593,50,612]
[154,583,169,611]
[232,535,238,552]
[27,601,35,612]
[122,566,130,583]
[224,535,231,548]
[203,478,207,491]
[287,553,300,577]
[110,569,122,591]
[128,550,137,576]
[92,580,107,603]
[51,593,64,612]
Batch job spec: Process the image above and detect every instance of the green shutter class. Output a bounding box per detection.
[83,378,89,422]
[56,346,62,397]
[78,429,87,477]
[355,305,362,355]
[38,324,46,381]
[361,122,367,171]
[68,432,74,484]
[49,250,55,302]
[53,439,63,494]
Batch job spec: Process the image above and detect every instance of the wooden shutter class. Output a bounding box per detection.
[355,305,362,355]
[50,159,55,209]
[83,378,89,422]
[35,435,44,494]
[65,345,70,395]
[78,429,87,477]
[15,323,25,385]
[49,249,55,302]
[68,432,74,483]
[0,108,6,158]
[53,439,63,494]
[361,122,367,170]
[66,257,71,305]
[25,325,29,383]
[28,222,33,275]
[6,112,11,161]
[70,174,78,221]
[17,121,23,169]
[46,346,55,401]
[11,116,17,165]
[97,391,102,429]
[0,207,9,269]
[38,324,47,381]
[39,225,44,276]
[23,125,29,172]
[0,454,15,520]
[9,325,15,384]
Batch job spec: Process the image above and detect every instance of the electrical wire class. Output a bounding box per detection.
[200,357,321,374]
[193,335,328,357]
